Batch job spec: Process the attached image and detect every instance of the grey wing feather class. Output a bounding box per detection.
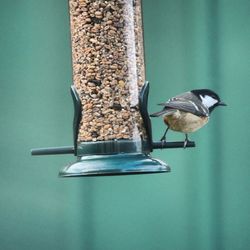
[159,92,209,117]
[150,109,176,117]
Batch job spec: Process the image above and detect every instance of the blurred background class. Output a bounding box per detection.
[0,0,249,249]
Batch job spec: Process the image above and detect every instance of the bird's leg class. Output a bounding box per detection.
[160,127,169,146]
[183,134,190,148]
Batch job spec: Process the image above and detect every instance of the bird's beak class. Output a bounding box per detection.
[218,101,227,106]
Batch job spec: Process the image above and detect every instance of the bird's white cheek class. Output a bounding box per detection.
[200,95,218,108]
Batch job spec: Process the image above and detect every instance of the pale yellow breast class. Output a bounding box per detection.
[164,110,209,133]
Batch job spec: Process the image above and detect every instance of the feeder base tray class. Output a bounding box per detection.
[59,153,170,177]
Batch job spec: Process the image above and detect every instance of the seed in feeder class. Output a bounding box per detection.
[108,30,116,36]
[122,112,130,120]
[118,80,125,88]
[88,79,102,86]
[91,131,99,138]
[110,64,118,69]
[94,11,103,18]
[112,103,122,111]
[89,38,97,44]
[113,22,124,28]
[91,17,102,24]
[106,20,113,25]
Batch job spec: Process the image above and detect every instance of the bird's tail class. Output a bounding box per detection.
[150,110,168,117]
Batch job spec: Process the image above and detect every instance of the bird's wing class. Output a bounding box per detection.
[150,109,177,117]
[159,92,209,117]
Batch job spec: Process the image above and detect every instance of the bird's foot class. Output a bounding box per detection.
[183,139,189,149]
[160,135,166,142]
[160,127,169,148]
[183,134,190,149]
[160,137,167,148]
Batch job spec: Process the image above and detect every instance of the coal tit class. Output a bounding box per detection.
[150,89,226,147]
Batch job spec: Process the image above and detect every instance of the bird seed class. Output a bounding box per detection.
[69,0,147,142]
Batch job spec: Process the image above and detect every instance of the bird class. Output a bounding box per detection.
[150,89,226,148]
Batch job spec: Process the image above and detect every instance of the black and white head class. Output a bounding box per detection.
[191,89,226,113]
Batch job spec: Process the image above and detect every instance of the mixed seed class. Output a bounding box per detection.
[69,0,146,142]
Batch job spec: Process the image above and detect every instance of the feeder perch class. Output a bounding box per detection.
[31,0,195,176]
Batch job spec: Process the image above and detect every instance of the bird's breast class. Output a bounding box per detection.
[164,110,209,133]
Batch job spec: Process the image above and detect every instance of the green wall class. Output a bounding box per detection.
[0,0,249,249]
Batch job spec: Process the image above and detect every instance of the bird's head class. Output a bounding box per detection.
[191,89,227,113]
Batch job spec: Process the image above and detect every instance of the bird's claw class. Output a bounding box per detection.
[160,135,166,142]
[160,138,166,149]
[183,134,190,149]
[159,127,169,148]
[183,139,188,149]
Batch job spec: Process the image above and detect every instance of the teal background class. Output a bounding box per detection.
[0,0,249,249]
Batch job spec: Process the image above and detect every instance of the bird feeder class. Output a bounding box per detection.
[31,0,195,177]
